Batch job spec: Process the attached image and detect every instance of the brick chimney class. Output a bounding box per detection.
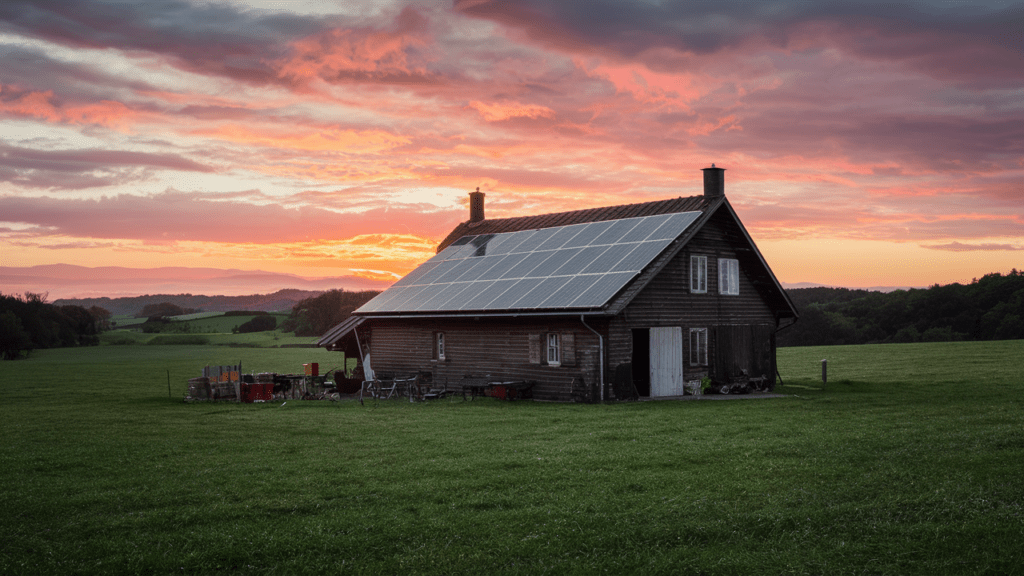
[702,164,725,199]
[469,187,485,222]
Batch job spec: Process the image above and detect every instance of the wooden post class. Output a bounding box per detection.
[821,359,827,387]
[167,369,171,398]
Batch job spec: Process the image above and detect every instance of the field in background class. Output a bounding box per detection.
[103,312,309,347]
[1,341,1022,575]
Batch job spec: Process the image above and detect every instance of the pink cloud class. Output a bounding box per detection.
[0,190,463,244]
[922,242,1024,252]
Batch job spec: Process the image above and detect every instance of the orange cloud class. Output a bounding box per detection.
[468,100,555,122]
[0,86,136,131]
[193,124,410,153]
[275,21,432,86]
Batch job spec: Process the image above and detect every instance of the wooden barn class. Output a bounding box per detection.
[318,166,798,401]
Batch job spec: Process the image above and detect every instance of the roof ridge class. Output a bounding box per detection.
[482,195,702,225]
[439,194,708,252]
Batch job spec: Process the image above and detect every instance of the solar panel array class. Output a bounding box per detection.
[356,211,701,314]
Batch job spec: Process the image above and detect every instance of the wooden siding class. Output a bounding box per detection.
[608,207,778,396]
[367,317,604,401]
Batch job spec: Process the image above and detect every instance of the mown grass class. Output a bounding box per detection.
[1,341,1022,575]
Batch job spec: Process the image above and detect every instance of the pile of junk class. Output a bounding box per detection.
[185,362,365,403]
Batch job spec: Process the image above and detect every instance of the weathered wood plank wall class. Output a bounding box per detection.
[608,208,779,393]
[369,317,603,401]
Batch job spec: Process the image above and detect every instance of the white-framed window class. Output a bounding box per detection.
[689,328,708,366]
[434,332,445,361]
[690,255,707,293]
[718,258,739,295]
[547,333,561,366]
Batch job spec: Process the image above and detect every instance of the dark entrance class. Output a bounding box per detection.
[631,328,650,396]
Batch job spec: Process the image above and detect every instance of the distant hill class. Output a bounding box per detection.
[54,289,325,316]
[0,264,393,301]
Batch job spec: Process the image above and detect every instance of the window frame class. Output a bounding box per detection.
[546,333,561,367]
[690,255,708,293]
[434,331,446,361]
[718,258,739,295]
[689,328,708,366]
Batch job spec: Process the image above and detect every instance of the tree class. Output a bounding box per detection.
[282,289,380,337]
[0,310,32,359]
[137,302,195,318]
[235,315,277,333]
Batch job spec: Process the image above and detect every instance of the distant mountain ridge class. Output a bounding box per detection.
[53,289,326,316]
[1,264,392,301]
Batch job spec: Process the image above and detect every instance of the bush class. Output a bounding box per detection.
[235,315,277,333]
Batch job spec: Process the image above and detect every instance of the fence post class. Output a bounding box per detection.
[821,359,827,388]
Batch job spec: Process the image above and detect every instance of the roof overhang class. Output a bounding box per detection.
[353,309,611,321]
[316,315,365,349]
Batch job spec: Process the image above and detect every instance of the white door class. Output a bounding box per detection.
[650,327,684,396]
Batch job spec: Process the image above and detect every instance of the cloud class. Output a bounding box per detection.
[274,6,438,87]
[468,100,556,122]
[0,0,309,86]
[922,241,1024,252]
[456,1,1024,85]
[0,142,216,190]
[0,189,463,244]
[1,0,1022,288]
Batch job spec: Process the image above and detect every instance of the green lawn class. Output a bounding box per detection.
[1,341,1022,575]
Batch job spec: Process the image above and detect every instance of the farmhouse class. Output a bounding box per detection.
[318,167,798,401]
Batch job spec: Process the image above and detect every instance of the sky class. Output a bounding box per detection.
[1,0,1022,297]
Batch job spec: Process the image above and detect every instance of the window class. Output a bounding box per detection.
[718,258,739,295]
[547,333,561,366]
[434,332,445,361]
[689,328,708,366]
[690,255,707,293]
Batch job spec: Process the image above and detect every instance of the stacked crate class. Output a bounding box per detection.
[187,377,211,400]
[256,373,276,401]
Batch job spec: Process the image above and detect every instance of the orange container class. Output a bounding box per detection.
[304,363,319,376]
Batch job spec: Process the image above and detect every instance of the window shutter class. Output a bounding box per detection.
[561,332,576,366]
[528,334,541,364]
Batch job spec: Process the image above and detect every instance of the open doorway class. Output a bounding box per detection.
[631,328,650,396]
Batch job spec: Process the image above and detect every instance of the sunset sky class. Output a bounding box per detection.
[1,0,1021,298]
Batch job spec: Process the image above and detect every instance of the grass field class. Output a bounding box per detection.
[1,340,1022,575]
[101,312,312,348]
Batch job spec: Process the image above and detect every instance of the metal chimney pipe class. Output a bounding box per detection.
[702,164,725,198]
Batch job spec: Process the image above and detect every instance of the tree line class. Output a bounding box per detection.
[779,270,1024,346]
[1,293,110,359]
[4,272,1020,358]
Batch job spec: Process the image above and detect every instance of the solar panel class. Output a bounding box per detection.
[508,276,573,309]
[505,227,556,254]
[354,211,701,314]
[562,220,616,248]
[486,277,546,309]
